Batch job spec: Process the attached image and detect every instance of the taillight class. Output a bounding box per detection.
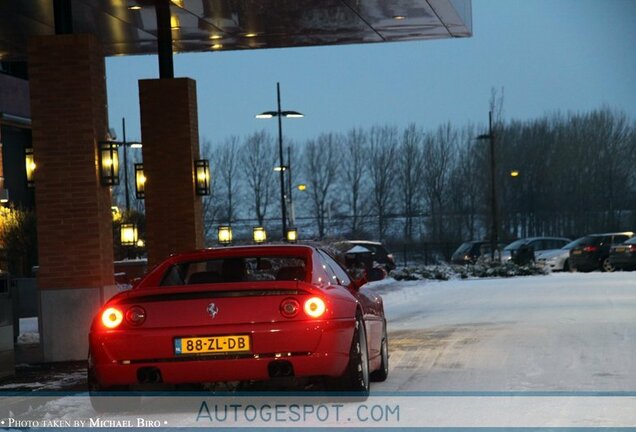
[125,306,146,326]
[101,307,123,329]
[629,245,636,253]
[304,297,326,318]
[583,245,598,253]
[387,254,395,264]
[280,298,300,318]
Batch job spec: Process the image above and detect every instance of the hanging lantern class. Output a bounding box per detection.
[25,147,36,188]
[218,225,232,245]
[120,223,138,246]
[194,159,210,196]
[135,163,146,199]
[98,141,120,186]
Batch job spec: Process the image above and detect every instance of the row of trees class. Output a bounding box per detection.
[116,106,636,259]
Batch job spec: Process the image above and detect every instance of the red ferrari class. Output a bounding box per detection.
[88,244,388,394]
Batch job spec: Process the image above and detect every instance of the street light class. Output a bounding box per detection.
[285,228,298,243]
[101,118,142,207]
[253,226,267,244]
[120,118,143,211]
[218,225,233,245]
[476,111,498,261]
[256,82,303,239]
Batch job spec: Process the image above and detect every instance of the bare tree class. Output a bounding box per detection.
[241,130,276,226]
[215,136,241,224]
[340,127,368,237]
[397,123,425,242]
[368,125,398,241]
[422,123,457,242]
[447,126,483,241]
[304,133,339,239]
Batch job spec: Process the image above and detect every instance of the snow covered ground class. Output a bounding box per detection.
[17,317,39,345]
[1,271,634,427]
[368,272,636,392]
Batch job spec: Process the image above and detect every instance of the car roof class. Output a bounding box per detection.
[517,236,571,242]
[337,240,382,246]
[586,231,634,237]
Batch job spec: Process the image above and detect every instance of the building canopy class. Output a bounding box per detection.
[0,0,472,61]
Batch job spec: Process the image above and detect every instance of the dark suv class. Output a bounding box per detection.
[331,240,396,271]
[569,232,635,272]
[451,240,505,264]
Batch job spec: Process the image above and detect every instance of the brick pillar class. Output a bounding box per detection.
[139,78,204,269]
[28,34,116,362]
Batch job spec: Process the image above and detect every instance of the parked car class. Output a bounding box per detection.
[88,244,388,401]
[450,240,505,264]
[535,239,581,272]
[501,237,571,264]
[331,240,396,271]
[608,236,636,271]
[569,232,635,272]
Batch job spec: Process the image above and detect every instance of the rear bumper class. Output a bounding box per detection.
[90,318,354,386]
[608,255,636,269]
[569,255,601,271]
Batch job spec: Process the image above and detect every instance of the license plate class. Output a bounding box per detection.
[174,335,250,355]
[572,250,582,255]
[615,247,626,253]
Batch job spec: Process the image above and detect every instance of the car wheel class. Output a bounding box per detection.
[602,258,615,272]
[370,321,389,382]
[562,259,570,272]
[339,315,370,394]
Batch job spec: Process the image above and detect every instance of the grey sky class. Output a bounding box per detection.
[106,0,636,144]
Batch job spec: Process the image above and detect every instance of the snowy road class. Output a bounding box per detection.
[371,272,636,392]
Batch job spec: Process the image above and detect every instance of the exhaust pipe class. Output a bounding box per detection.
[268,361,294,378]
[137,367,162,384]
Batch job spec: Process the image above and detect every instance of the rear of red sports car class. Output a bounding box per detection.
[88,245,368,391]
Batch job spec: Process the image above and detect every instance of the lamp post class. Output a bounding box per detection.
[120,118,143,211]
[476,111,498,261]
[256,82,303,239]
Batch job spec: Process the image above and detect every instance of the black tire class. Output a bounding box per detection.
[370,321,389,382]
[562,259,570,272]
[602,258,615,272]
[333,315,370,395]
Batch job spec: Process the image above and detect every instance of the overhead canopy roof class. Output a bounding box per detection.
[0,0,471,61]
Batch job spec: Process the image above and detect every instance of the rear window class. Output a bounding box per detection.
[454,242,474,255]
[567,236,598,248]
[504,239,526,251]
[160,256,307,286]
[612,235,631,245]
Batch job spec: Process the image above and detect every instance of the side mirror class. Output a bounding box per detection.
[366,267,386,283]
